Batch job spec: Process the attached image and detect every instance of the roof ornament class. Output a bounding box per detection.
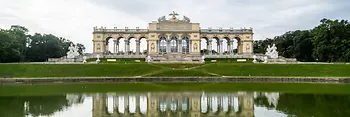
[169,11,179,20]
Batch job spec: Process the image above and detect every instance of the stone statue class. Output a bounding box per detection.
[201,56,205,63]
[151,43,155,51]
[66,44,80,59]
[265,44,279,59]
[270,44,279,59]
[169,11,179,20]
[265,45,271,57]
[263,56,268,63]
[146,56,152,63]
[183,16,190,22]
[96,55,101,63]
[253,55,257,63]
[83,56,87,63]
[158,16,166,22]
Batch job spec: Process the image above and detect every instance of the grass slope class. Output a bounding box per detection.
[0,63,350,77]
[0,64,161,77]
[195,63,350,77]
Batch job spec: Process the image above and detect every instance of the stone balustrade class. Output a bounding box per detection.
[200,28,253,34]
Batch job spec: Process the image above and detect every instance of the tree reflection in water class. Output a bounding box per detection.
[0,94,84,117]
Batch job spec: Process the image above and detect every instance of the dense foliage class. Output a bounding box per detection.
[0,25,85,62]
[254,18,350,62]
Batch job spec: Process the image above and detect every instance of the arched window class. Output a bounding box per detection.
[182,36,189,52]
[170,36,177,52]
[159,36,166,52]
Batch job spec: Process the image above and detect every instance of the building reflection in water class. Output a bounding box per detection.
[93,92,254,117]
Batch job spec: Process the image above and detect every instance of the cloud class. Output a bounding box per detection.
[1,0,349,52]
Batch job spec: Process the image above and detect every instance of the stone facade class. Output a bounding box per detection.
[92,11,253,62]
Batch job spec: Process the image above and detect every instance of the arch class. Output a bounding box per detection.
[104,37,113,54]
[118,38,126,54]
[212,37,220,54]
[129,38,137,55]
[139,37,148,54]
[170,35,178,52]
[159,36,167,53]
[232,36,242,54]
[200,37,208,55]
[182,35,190,53]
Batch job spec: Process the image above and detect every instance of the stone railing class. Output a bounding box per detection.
[200,28,253,34]
[93,27,148,33]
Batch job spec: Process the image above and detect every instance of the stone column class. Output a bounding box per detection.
[146,40,149,54]
[136,40,140,55]
[116,41,119,55]
[189,40,192,53]
[220,40,224,55]
[208,39,212,55]
[227,40,231,55]
[124,39,129,55]
[178,40,182,53]
[216,40,220,55]
[113,40,117,54]
[166,40,170,53]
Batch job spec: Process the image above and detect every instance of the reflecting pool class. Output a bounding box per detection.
[1,91,350,117]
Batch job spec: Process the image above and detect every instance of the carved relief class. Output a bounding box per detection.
[194,43,198,51]
[246,44,250,51]
[151,43,155,52]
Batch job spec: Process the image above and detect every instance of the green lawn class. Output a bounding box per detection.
[195,63,350,77]
[0,63,161,77]
[0,63,350,78]
[1,82,350,96]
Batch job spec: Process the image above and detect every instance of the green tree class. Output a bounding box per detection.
[0,31,21,62]
[312,19,350,62]
[76,43,86,55]
[6,25,30,61]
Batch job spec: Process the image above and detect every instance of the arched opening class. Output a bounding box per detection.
[170,35,178,52]
[233,37,242,54]
[221,39,228,54]
[140,38,147,55]
[118,38,126,55]
[159,36,167,53]
[182,36,189,53]
[129,37,137,55]
[212,37,220,55]
[223,37,231,55]
[106,37,113,54]
[200,37,208,55]
[115,37,123,55]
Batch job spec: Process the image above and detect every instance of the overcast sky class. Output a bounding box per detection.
[1,0,349,53]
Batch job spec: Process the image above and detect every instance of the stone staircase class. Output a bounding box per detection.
[149,53,203,63]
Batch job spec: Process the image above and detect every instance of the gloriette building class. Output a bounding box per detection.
[92,11,253,62]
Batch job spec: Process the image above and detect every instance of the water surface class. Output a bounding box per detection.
[1,83,350,117]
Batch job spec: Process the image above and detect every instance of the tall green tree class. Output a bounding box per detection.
[0,31,21,62]
[312,19,350,62]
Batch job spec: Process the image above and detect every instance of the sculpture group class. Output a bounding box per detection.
[66,44,80,59]
[265,44,278,59]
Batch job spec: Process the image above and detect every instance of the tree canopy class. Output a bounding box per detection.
[254,18,350,62]
[0,25,85,62]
